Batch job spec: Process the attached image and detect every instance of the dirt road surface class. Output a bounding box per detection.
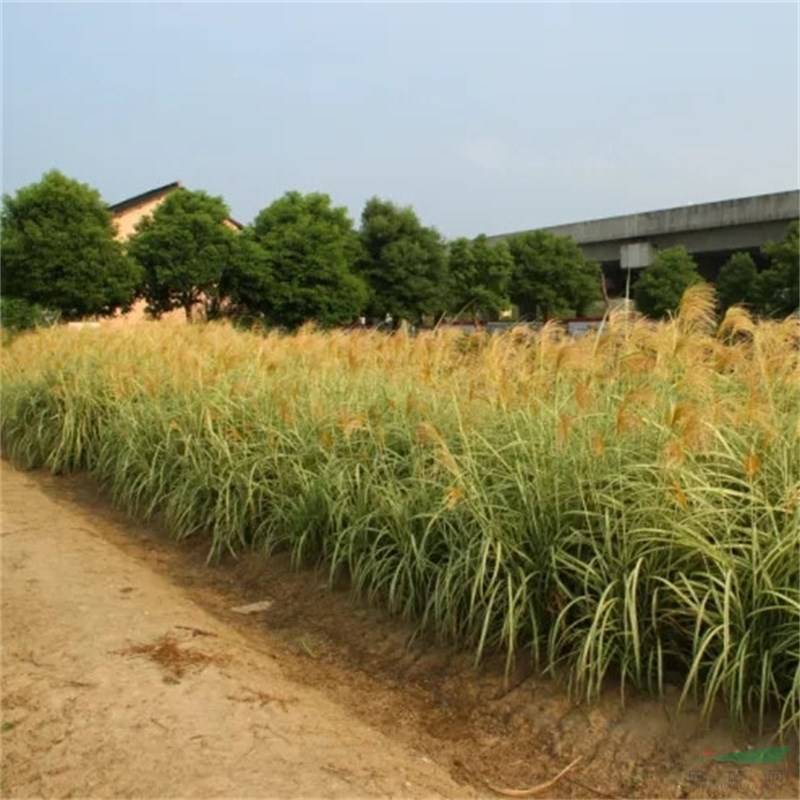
[0,462,475,799]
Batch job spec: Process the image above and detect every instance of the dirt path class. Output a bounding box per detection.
[2,461,798,800]
[0,462,476,799]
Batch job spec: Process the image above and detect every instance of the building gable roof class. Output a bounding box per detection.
[108,181,182,215]
[108,180,244,230]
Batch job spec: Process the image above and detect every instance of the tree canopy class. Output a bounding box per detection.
[127,189,240,320]
[9,171,792,331]
[357,198,448,324]
[0,170,140,320]
[249,191,367,329]
[446,235,514,320]
[633,246,702,319]
[505,230,601,321]
[218,231,274,324]
[758,221,799,318]
[716,252,758,312]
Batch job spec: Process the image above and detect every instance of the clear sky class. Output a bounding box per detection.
[2,2,798,238]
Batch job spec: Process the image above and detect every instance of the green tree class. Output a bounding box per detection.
[250,191,367,329]
[633,246,702,319]
[357,198,448,324]
[446,235,514,320]
[0,297,57,334]
[757,221,799,318]
[716,252,759,311]
[0,170,140,320]
[506,231,601,320]
[127,189,240,320]
[218,232,274,324]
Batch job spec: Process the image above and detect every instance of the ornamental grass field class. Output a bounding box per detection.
[2,286,798,737]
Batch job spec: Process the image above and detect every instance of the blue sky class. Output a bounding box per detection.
[2,2,798,238]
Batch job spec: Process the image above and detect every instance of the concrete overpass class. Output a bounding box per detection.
[490,190,799,294]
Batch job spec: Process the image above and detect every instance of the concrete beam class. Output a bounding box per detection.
[491,188,797,249]
[493,190,799,245]
[575,219,794,264]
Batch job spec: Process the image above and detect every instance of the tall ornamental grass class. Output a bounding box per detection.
[2,286,798,736]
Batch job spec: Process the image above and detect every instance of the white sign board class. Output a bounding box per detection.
[621,242,654,270]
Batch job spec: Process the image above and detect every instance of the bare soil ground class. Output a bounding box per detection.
[1,460,798,799]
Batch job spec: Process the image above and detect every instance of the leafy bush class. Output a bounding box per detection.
[634,246,702,319]
[0,297,58,337]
